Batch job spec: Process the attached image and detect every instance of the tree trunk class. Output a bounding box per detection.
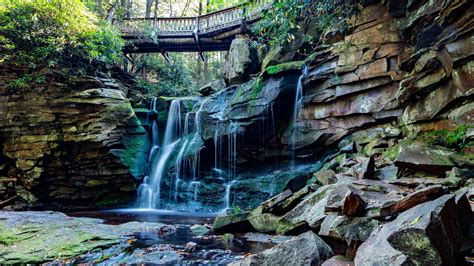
[146,0,153,18]
[105,1,118,23]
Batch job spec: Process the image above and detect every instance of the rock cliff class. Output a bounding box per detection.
[210,0,473,264]
[0,57,149,209]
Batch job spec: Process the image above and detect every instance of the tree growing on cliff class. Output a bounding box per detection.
[0,0,124,66]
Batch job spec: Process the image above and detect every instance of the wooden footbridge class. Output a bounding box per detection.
[119,0,271,59]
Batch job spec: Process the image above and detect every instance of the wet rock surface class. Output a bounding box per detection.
[0,210,277,265]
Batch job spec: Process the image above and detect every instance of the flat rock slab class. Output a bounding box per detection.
[0,211,175,264]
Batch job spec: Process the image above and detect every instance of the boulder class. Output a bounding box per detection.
[394,141,472,176]
[277,185,334,235]
[355,195,463,266]
[342,192,366,216]
[376,165,399,181]
[223,36,258,85]
[230,231,333,266]
[314,169,337,185]
[380,185,445,216]
[322,256,354,266]
[319,215,380,242]
[198,79,226,96]
[213,212,253,233]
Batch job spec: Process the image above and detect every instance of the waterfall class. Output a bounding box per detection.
[137,99,183,209]
[148,98,160,162]
[224,180,236,210]
[290,65,309,166]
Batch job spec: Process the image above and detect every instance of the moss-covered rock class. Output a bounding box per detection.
[0,211,174,264]
[264,61,304,76]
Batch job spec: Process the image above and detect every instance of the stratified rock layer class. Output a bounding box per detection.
[0,59,149,208]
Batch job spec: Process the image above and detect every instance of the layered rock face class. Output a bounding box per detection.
[0,59,149,209]
[212,0,473,264]
[150,0,473,213]
[288,1,473,150]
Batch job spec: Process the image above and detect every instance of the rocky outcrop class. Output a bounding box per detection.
[225,114,472,262]
[223,35,259,86]
[0,58,149,209]
[283,1,474,151]
[355,195,464,265]
[231,231,333,266]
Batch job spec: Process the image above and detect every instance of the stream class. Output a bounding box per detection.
[67,209,277,264]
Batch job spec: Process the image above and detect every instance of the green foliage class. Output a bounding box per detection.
[419,125,473,149]
[207,0,244,12]
[9,75,32,89]
[253,0,361,48]
[136,54,195,97]
[0,0,124,65]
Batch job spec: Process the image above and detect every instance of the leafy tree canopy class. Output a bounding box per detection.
[0,0,124,66]
[253,0,361,48]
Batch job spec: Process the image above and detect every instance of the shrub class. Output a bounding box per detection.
[253,0,361,48]
[0,0,124,65]
[420,125,473,149]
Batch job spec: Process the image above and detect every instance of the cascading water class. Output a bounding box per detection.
[148,98,160,161]
[138,99,183,209]
[290,65,309,167]
[224,180,237,209]
[137,96,245,212]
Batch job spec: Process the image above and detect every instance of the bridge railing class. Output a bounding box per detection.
[119,0,272,37]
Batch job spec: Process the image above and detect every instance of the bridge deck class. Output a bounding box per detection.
[119,1,270,54]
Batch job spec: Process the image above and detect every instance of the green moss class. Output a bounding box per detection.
[388,230,441,264]
[265,61,304,75]
[110,132,150,178]
[222,233,234,242]
[382,144,401,162]
[0,223,21,245]
[418,125,473,149]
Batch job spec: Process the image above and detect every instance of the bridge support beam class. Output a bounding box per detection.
[193,16,206,62]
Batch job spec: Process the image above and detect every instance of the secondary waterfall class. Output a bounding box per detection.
[290,65,309,165]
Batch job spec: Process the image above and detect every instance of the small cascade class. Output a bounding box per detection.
[290,65,309,166]
[163,100,182,145]
[219,122,239,211]
[148,98,160,161]
[148,122,159,161]
[138,99,184,209]
[224,180,236,210]
[189,181,201,201]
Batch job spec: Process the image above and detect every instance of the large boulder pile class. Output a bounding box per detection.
[0,58,149,209]
[223,126,473,264]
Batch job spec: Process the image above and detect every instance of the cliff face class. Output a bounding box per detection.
[144,0,473,212]
[289,0,473,149]
[0,59,149,209]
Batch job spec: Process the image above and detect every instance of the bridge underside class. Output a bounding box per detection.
[122,21,252,54]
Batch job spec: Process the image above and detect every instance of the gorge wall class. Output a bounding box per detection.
[0,0,472,215]
[151,0,473,212]
[0,58,149,209]
[290,0,473,150]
